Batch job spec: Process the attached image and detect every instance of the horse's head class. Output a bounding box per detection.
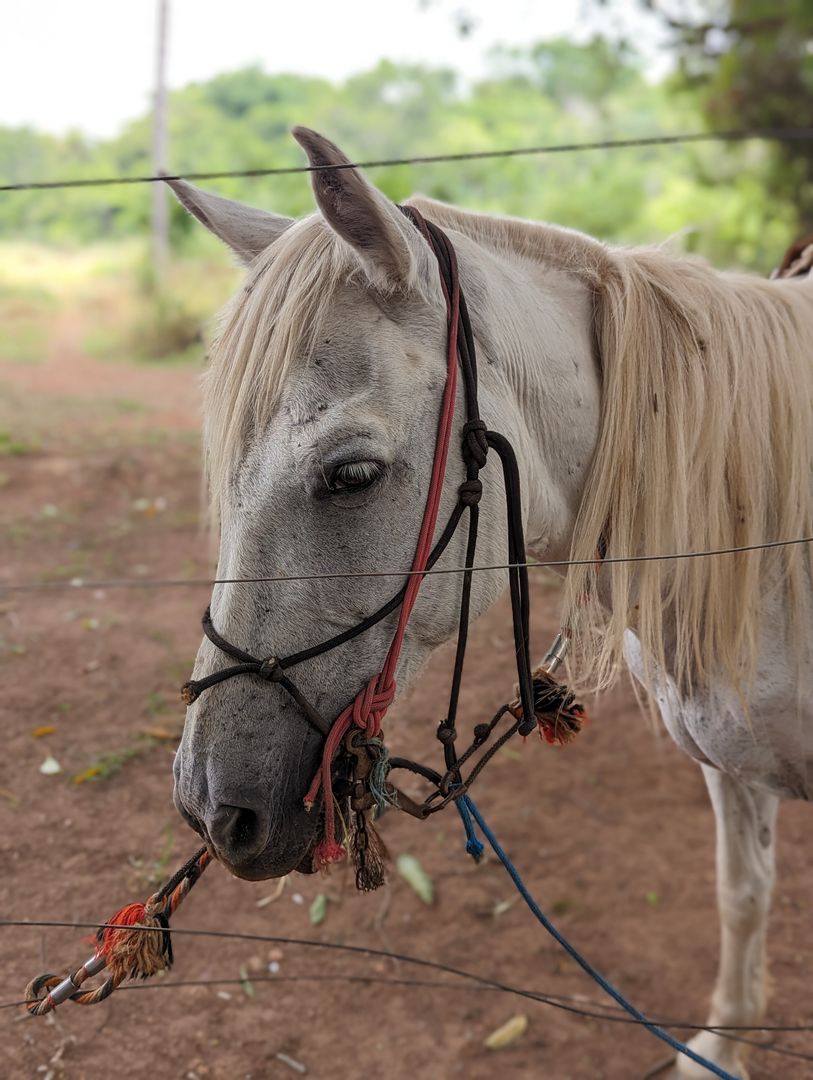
[169,128,599,879]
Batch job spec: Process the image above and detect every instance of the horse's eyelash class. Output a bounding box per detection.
[336,461,380,483]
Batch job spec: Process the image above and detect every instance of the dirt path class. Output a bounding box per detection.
[2,345,812,1080]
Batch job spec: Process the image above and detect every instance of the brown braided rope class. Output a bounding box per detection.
[24,847,211,1015]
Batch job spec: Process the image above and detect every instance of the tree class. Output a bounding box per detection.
[636,1,813,223]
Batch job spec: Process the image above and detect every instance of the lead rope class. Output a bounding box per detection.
[458,797,739,1080]
[24,847,211,1014]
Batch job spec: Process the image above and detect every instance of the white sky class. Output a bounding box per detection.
[1,0,666,137]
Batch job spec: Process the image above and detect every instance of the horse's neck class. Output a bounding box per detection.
[451,225,602,561]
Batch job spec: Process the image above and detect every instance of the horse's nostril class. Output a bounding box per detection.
[231,806,259,846]
[207,803,269,865]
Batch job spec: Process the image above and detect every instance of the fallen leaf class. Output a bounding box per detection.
[39,755,62,776]
[142,725,179,741]
[309,893,328,926]
[32,725,57,738]
[238,964,254,998]
[484,1014,528,1050]
[492,898,516,918]
[397,854,434,905]
[72,766,102,785]
[551,898,572,916]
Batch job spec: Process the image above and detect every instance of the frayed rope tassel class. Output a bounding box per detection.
[510,668,587,747]
[351,808,390,892]
[25,847,212,1015]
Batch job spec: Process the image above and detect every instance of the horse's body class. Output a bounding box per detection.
[168,128,813,1078]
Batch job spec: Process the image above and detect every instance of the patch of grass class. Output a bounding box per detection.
[81,253,237,365]
[145,691,168,717]
[130,291,204,362]
[0,281,56,365]
[551,898,574,916]
[111,397,151,415]
[71,734,157,786]
[128,826,176,888]
[0,430,39,456]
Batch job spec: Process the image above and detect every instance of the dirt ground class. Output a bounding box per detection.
[2,320,813,1080]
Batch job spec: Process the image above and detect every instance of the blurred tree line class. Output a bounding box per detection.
[0,28,808,271]
[626,0,813,223]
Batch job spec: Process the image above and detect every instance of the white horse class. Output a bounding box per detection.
[168,127,813,1079]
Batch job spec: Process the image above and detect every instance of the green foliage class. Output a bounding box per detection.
[0,40,804,270]
[626,1,813,224]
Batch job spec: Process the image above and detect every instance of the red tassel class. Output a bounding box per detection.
[537,703,587,746]
[312,841,346,871]
[96,901,168,982]
[97,903,148,958]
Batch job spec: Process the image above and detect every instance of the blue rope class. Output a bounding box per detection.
[460,796,739,1080]
[454,797,485,862]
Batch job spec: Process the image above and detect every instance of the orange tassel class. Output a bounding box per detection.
[97,902,170,982]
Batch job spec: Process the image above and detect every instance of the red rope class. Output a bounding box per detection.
[305,259,461,867]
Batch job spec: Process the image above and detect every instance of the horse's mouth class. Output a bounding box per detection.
[199,821,321,880]
[294,846,318,874]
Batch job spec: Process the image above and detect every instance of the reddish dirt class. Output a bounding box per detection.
[2,334,813,1080]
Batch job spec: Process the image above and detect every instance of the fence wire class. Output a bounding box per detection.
[2,921,813,1064]
[2,534,812,595]
[2,127,813,192]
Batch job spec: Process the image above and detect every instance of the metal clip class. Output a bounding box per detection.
[541,631,570,675]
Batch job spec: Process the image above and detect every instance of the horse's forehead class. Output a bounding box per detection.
[279,286,441,415]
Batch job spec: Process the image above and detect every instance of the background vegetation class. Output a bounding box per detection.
[1,7,810,364]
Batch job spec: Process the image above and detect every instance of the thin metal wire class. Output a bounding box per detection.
[5,950,813,1064]
[2,533,812,594]
[2,127,812,193]
[4,919,813,1041]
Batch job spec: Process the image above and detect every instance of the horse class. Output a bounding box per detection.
[167,127,813,1079]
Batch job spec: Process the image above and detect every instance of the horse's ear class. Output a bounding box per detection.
[292,126,418,291]
[164,178,293,265]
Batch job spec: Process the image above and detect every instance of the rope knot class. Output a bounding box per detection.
[461,419,488,468]
[458,478,483,506]
[352,675,396,737]
[436,720,457,745]
[180,682,198,705]
[257,657,283,682]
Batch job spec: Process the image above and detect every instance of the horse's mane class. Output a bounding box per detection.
[206,192,813,697]
[412,196,813,695]
[203,214,353,519]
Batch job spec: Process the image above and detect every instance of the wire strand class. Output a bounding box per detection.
[4,919,813,1036]
[2,127,812,192]
[3,534,812,594]
[4,942,813,1064]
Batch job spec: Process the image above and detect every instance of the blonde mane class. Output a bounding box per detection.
[204,194,813,697]
[571,247,813,696]
[202,214,355,518]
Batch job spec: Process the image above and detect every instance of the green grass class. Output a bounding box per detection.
[0,430,39,455]
[0,282,55,364]
[71,734,158,786]
[127,826,176,888]
[0,239,239,367]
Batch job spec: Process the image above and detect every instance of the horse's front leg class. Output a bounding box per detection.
[676,765,778,1080]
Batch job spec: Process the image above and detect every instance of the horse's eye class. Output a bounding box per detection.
[329,460,383,493]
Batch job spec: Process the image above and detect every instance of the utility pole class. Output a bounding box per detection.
[151,0,170,283]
